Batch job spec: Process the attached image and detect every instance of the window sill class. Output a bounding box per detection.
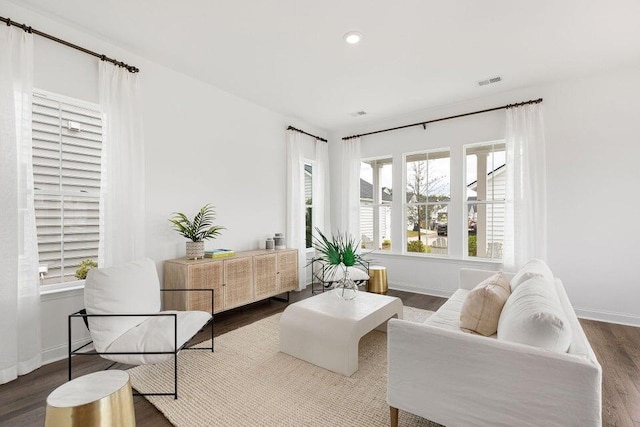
[40,280,85,296]
[366,250,504,265]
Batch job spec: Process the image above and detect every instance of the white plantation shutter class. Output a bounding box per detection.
[32,91,102,284]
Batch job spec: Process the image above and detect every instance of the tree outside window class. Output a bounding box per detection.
[405,150,450,254]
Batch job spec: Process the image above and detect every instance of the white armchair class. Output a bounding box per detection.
[68,258,213,399]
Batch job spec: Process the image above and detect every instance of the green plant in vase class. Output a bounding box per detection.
[312,228,369,300]
[169,204,225,259]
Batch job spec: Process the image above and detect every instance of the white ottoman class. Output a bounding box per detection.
[279,290,403,376]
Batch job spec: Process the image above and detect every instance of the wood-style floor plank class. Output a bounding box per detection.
[581,318,640,426]
[0,286,638,427]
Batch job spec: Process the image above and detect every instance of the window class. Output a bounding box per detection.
[360,157,392,251]
[405,150,450,254]
[465,142,505,259]
[304,162,313,248]
[32,91,102,285]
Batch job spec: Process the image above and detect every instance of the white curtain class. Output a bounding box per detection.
[312,139,331,235]
[0,25,41,384]
[98,62,146,267]
[285,130,306,289]
[340,137,361,239]
[504,103,547,271]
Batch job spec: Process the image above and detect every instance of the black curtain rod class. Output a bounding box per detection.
[342,98,543,140]
[1,15,140,73]
[287,126,327,143]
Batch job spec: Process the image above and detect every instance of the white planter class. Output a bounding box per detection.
[186,241,205,260]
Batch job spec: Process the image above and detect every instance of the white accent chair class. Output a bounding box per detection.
[68,258,213,399]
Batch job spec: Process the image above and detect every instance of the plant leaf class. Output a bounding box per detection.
[169,204,224,242]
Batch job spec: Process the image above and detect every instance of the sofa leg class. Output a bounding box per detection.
[390,406,398,427]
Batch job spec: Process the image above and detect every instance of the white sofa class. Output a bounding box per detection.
[387,268,602,427]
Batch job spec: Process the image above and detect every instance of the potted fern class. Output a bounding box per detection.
[312,228,369,300]
[169,204,225,259]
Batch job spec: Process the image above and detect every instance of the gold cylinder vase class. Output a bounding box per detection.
[368,266,388,295]
[45,370,136,427]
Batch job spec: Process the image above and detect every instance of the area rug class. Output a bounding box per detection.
[128,306,441,426]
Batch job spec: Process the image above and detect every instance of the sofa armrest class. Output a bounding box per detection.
[387,319,601,427]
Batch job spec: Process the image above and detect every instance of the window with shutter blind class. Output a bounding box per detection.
[304,162,313,248]
[32,90,102,286]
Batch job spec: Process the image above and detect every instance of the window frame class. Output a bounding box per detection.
[359,155,393,252]
[33,88,103,292]
[463,140,506,261]
[304,159,315,251]
[402,148,451,257]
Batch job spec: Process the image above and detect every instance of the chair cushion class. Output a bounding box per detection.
[323,266,369,282]
[498,276,572,353]
[103,310,212,365]
[460,272,511,336]
[424,289,478,333]
[510,258,554,291]
[84,258,161,353]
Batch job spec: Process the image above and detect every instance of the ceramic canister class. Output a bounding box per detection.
[274,233,285,250]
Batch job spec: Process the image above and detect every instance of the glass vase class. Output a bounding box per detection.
[334,266,358,300]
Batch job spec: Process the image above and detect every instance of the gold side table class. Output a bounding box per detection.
[368,266,388,295]
[45,370,136,427]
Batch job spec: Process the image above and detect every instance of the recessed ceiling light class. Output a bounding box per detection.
[344,31,363,45]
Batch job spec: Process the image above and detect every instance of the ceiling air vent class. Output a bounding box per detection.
[350,111,367,117]
[478,76,502,87]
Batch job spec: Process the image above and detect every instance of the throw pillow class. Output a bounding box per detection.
[460,272,511,336]
[510,258,554,291]
[497,276,572,353]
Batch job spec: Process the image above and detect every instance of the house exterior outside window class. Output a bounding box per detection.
[304,162,313,248]
[465,141,506,259]
[360,157,392,251]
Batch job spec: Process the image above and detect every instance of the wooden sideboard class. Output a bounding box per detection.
[162,249,298,314]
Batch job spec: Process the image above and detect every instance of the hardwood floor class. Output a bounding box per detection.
[581,318,640,426]
[0,287,638,426]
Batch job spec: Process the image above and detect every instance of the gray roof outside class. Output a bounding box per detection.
[360,179,392,202]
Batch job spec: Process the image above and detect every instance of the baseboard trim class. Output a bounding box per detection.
[574,307,640,327]
[42,337,92,366]
[388,281,454,299]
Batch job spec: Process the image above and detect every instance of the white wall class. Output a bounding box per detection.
[1,0,326,364]
[331,63,640,325]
